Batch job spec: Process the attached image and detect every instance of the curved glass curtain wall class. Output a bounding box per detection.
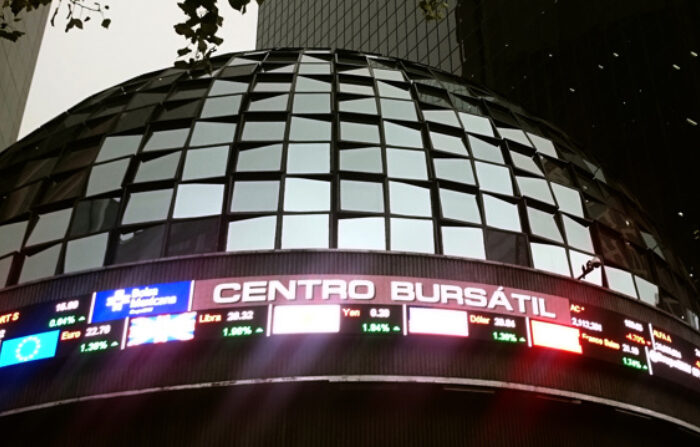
[0,48,696,327]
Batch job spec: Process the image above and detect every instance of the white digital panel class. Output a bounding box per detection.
[272,305,341,334]
[408,307,469,337]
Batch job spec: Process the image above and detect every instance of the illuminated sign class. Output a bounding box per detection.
[272,305,341,334]
[126,312,196,347]
[648,323,700,389]
[90,281,192,323]
[0,330,60,368]
[530,320,582,354]
[408,307,468,337]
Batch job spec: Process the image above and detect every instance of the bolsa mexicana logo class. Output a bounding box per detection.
[90,281,192,323]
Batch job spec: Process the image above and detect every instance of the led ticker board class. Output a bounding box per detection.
[648,325,700,391]
[90,281,192,323]
[126,312,196,347]
[0,330,60,367]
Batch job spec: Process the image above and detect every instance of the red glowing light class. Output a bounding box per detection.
[530,319,582,354]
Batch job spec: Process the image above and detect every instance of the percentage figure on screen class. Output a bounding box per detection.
[622,356,647,371]
[222,326,253,337]
[362,322,391,333]
[48,315,77,328]
[79,340,109,353]
[492,331,519,343]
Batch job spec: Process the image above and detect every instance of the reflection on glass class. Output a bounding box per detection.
[377,81,411,99]
[295,76,331,92]
[190,121,237,146]
[341,180,384,212]
[384,121,423,148]
[69,198,120,237]
[510,151,543,176]
[604,266,637,298]
[281,214,329,248]
[121,189,173,224]
[516,176,554,205]
[173,184,224,218]
[531,242,571,277]
[338,217,386,250]
[433,158,475,185]
[468,136,503,163]
[134,151,181,183]
[441,226,485,259]
[339,98,377,114]
[390,218,434,253]
[527,133,558,158]
[526,207,563,242]
[634,275,659,306]
[287,143,330,173]
[340,121,380,144]
[253,82,291,92]
[235,144,281,172]
[227,216,277,251]
[167,217,219,256]
[339,147,383,173]
[299,63,331,75]
[498,127,532,147]
[113,225,165,264]
[64,233,108,273]
[0,255,12,287]
[439,189,481,223]
[182,145,229,179]
[241,121,286,141]
[373,69,404,82]
[484,229,529,266]
[430,131,468,156]
[0,221,27,256]
[200,95,242,118]
[551,183,584,218]
[143,128,189,151]
[248,94,289,112]
[231,181,279,212]
[458,112,494,137]
[423,109,461,128]
[96,135,142,162]
[562,215,594,253]
[483,194,520,232]
[339,82,374,95]
[209,80,248,96]
[380,99,417,121]
[569,249,602,286]
[284,178,330,212]
[86,158,130,196]
[26,208,72,246]
[387,148,428,180]
[475,161,513,196]
[289,116,331,141]
[389,181,431,216]
[292,93,331,114]
[18,243,61,283]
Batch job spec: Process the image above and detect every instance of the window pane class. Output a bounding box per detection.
[96,135,142,162]
[235,144,282,172]
[475,161,513,195]
[516,176,555,205]
[289,116,331,141]
[338,217,386,250]
[69,198,120,237]
[200,95,242,118]
[287,143,330,174]
[390,218,434,253]
[299,63,331,75]
[340,121,381,144]
[295,76,331,92]
[292,93,330,114]
[430,131,468,156]
[510,151,544,176]
[284,178,330,211]
[87,158,130,196]
[386,148,428,180]
[468,136,503,163]
[134,151,181,183]
[227,216,277,251]
[562,215,594,253]
[248,94,288,112]
[377,81,411,99]
[531,242,571,277]
[189,121,237,147]
[634,275,659,306]
[0,221,27,256]
[241,121,286,141]
[526,207,563,242]
[528,133,558,158]
[64,233,108,273]
[19,244,61,283]
[182,145,229,180]
[340,180,384,212]
[339,147,383,173]
[143,128,189,151]
[0,255,12,287]
[483,194,520,232]
[339,98,377,114]
[384,121,423,148]
[433,159,475,185]
[339,82,374,95]
[282,214,329,248]
[113,225,165,264]
[442,226,485,259]
[373,68,404,82]
[389,181,431,217]
[253,82,291,92]
[380,98,417,121]
[122,189,173,224]
[167,217,219,256]
[604,266,637,298]
[439,189,481,223]
[231,181,279,212]
[551,183,584,218]
[173,184,224,218]
[569,249,602,286]
[26,208,72,246]
[459,112,494,137]
[498,127,532,147]
[485,229,529,266]
[209,80,248,96]
[423,109,461,128]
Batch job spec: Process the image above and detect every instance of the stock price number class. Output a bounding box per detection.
[369,308,391,319]
[227,310,254,322]
[85,325,111,337]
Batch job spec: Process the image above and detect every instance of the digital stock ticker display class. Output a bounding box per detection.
[0,275,698,394]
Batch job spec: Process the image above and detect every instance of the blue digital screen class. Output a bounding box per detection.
[0,330,61,368]
[90,281,192,323]
[127,312,196,347]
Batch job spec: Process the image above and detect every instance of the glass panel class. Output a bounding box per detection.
[339,98,377,114]
[634,275,659,306]
[241,121,286,141]
[569,249,602,286]
[468,136,503,163]
[289,117,331,141]
[248,94,289,112]
[134,151,181,183]
[340,180,384,212]
[0,221,27,256]
[527,133,558,158]
[0,183,41,221]
[498,127,532,147]
[173,184,224,218]
[377,81,411,99]
[18,243,61,283]
[253,82,291,92]
[373,69,404,82]
[209,80,248,96]
[423,109,461,128]
[190,121,237,146]
[526,207,563,242]
[295,76,331,92]
[604,266,637,298]
[390,218,434,253]
[483,194,520,232]
[0,255,12,287]
[26,208,72,246]
[340,121,380,144]
[338,217,386,250]
[143,128,189,151]
[121,189,173,224]
[298,63,331,75]
[200,95,242,118]
[459,112,494,137]
[485,229,529,266]
[510,151,544,176]
[287,143,330,174]
[292,93,331,114]
[235,144,282,172]
[86,158,130,196]
[64,233,108,273]
[387,148,428,180]
[339,147,383,173]
[439,189,481,223]
[227,216,276,251]
[182,145,229,180]
[442,226,486,259]
[113,225,165,264]
[380,99,417,121]
[231,181,279,212]
[430,131,468,156]
[384,121,423,148]
[69,198,120,237]
[475,161,513,195]
[339,67,371,76]
[516,176,555,205]
[96,135,142,162]
[551,183,584,218]
[531,243,571,277]
[434,158,476,185]
[281,214,329,248]
[562,215,594,253]
[284,178,330,212]
[167,217,219,256]
[389,181,431,217]
[339,82,374,95]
